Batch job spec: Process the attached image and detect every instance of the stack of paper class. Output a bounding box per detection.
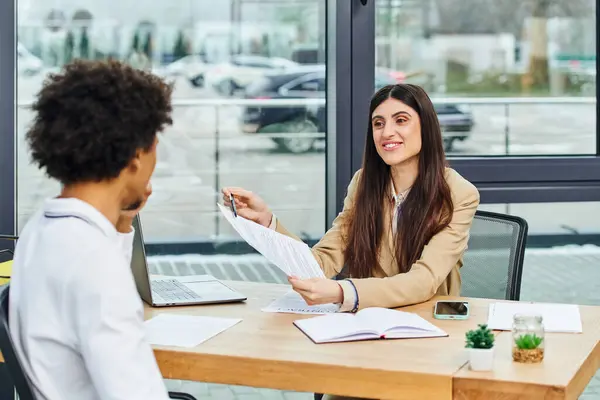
[145,314,242,348]
[218,203,324,279]
[262,290,340,314]
[487,302,582,333]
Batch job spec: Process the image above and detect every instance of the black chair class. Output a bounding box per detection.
[0,234,17,279]
[461,210,528,301]
[0,284,197,400]
[0,284,36,400]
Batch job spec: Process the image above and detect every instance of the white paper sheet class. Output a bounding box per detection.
[262,290,340,314]
[218,203,325,279]
[145,314,242,348]
[487,302,582,333]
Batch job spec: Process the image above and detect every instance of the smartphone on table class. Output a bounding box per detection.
[433,300,470,320]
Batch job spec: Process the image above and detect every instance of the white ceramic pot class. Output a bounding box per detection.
[468,347,495,371]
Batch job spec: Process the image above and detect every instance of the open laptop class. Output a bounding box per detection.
[130,215,247,307]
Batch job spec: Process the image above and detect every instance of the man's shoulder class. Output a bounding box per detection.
[17,209,104,265]
[20,212,126,284]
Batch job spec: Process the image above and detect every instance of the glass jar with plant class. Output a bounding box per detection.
[465,323,495,371]
[512,314,545,363]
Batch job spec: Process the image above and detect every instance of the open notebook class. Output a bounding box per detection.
[294,307,448,344]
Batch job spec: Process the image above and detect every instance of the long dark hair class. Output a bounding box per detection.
[343,84,453,278]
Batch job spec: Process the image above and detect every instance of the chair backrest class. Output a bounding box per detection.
[0,285,37,400]
[460,210,528,301]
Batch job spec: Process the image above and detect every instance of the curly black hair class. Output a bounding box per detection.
[26,60,173,185]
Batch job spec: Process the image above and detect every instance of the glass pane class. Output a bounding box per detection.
[17,2,327,272]
[375,0,596,156]
[16,1,327,396]
[474,201,600,304]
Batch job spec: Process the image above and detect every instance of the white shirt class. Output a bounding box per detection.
[390,179,410,235]
[9,198,170,400]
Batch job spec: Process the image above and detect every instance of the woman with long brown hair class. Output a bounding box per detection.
[223,83,479,315]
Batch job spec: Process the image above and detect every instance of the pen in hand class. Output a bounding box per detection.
[229,193,238,217]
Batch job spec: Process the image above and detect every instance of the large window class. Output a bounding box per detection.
[375,0,596,156]
[373,2,599,394]
[3,0,600,397]
[16,0,328,248]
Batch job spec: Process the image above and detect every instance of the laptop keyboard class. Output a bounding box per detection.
[152,279,202,301]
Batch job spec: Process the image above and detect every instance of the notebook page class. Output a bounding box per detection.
[145,314,242,348]
[294,313,375,343]
[487,302,582,333]
[357,308,447,336]
[218,203,325,279]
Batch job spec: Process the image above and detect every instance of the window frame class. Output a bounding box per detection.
[0,0,16,243]
[451,157,600,203]
[326,0,376,225]
[0,0,16,395]
[3,0,354,243]
[338,0,600,207]
[2,0,599,243]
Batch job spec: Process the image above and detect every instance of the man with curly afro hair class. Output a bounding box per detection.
[9,60,174,400]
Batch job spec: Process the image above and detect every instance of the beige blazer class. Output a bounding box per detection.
[276,167,480,310]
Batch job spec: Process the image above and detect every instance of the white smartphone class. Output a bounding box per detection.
[433,300,470,320]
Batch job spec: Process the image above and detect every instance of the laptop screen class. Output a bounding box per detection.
[130,215,154,304]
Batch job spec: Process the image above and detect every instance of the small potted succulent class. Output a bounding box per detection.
[513,333,544,363]
[465,324,495,371]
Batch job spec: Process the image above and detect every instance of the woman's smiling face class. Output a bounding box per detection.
[371,98,422,166]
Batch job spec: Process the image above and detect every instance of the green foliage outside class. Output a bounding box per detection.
[173,31,190,61]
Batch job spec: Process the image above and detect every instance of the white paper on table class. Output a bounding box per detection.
[487,302,583,333]
[217,203,325,279]
[262,290,340,314]
[144,314,242,348]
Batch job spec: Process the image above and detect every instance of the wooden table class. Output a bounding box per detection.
[145,281,600,400]
[453,303,600,400]
[1,281,598,399]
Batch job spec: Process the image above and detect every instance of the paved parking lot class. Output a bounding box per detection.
[149,245,600,399]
